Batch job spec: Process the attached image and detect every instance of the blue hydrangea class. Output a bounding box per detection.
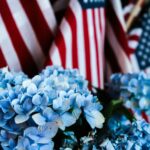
[109,73,150,116]
[100,119,150,150]
[15,123,57,150]
[0,130,16,150]
[60,131,78,149]
[0,68,27,89]
[0,66,105,149]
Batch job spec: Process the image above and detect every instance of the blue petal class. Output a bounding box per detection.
[40,122,58,138]
[53,97,63,110]
[61,112,76,127]
[27,83,37,95]
[15,114,29,124]
[72,107,81,120]
[32,113,46,125]
[32,94,42,106]
[40,142,54,150]
[43,107,59,121]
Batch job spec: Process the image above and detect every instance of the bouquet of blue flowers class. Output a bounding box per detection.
[0,66,105,149]
[0,66,149,150]
[100,117,150,150]
[108,73,150,118]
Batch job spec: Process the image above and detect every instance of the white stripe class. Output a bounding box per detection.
[37,0,57,34]
[0,16,22,71]
[7,0,45,69]
[128,40,138,49]
[70,1,86,78]
[50,44,62,66]
[100,8,105,49]
[107,21,133,73]
[129,28,142,36]
[95,9,104,88]
[123,4,134,16]
[99,8,105,88]
[130,54,140,72]
[60,19,72,69]
[87,9,98,87]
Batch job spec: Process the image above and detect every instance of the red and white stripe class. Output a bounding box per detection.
[123,1,134,22]
[106,0,149,122]
[48,0,105,88]
[0,0,57,76]
[105,0,143,78]
[123,0,143,56]
[105,0,133,77]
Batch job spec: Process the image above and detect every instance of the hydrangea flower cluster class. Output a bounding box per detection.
[109,73,150,115]
[0,66,105,150]
[100,117,150,150]
[61,115,150,150]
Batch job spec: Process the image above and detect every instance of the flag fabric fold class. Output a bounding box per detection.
[48,0,106,88]
[0,0,57,76]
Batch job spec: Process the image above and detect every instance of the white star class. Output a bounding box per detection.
[139,45,144,49]
[84,0,88,3]
[142,38,146,43]
[145,48,149,53]
[146,26,150,30]
[138,51,142,56]
[147,42,150,46]
[141,61,146,66]
[143,55,148,59]
[144,32,148,37]
[144,14,148,18]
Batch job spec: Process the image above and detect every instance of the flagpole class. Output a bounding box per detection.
[127,0,145,31]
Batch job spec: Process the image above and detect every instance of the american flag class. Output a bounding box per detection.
[134,8,150,73]
[105,0,150,122]
[48,0,106,88]
[105,0,144,79]
[105,0,133,78]
[109,0,150,74]
[123,1,143,53]
[0,0,57,76]
[130,5,150,122]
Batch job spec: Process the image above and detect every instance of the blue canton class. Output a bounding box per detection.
[79,0,105,9]
[136,11,150,70]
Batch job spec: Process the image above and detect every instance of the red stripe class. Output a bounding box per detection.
[107,1,132,57]
[20,0,53,55]
[142,112,149,122]
[82,10,92,85]
[124,14,130,22]
[45,57,53,66]
[55,29,66,68]
[65,7,78,68]
[0,47,7,68]
[98,10,103,33]
[0,0,38,76]
[128,35,140,41]
[92,10,101,87]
